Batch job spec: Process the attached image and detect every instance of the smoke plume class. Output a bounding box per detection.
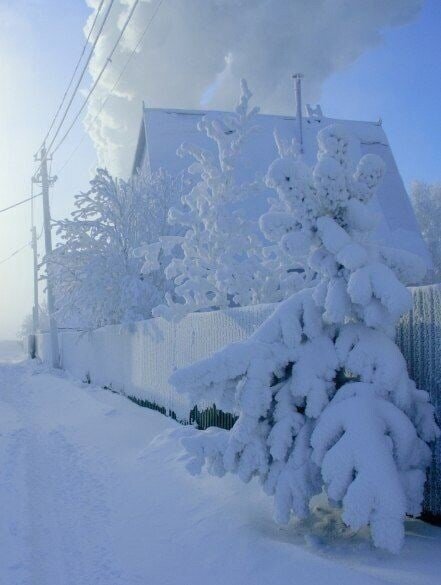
[84,0,423,176]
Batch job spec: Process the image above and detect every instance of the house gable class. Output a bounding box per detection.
[132,105,431,266]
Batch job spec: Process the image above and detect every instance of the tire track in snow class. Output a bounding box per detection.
[23,427,125,585]
[0,427,32,584]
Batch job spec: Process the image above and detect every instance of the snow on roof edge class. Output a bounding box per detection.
[141,104,383,126]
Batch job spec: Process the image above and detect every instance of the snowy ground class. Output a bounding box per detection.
[1,342,440,585]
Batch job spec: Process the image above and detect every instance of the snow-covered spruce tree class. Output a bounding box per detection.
[258,131,318,301]
[171,124,439,552]
[48,168,180,329]
[144,80,273,321]
[411,180,441,282]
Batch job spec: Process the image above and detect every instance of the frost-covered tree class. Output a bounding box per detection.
[48,168,180,329]
[259,132,318,301]
[171,125,439,552]
[411,181,441,282]
[18,304,50,340]
[142,80,273,321]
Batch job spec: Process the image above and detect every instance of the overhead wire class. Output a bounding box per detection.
[0,222,42,267]
[0,242,30,266]
[50,0,144,158]
[56,0,166,175]
[41,0,117,160]
[39,0,107,150]
[0,192,42,215]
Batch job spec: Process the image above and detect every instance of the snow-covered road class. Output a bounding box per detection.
[1,343,440,585]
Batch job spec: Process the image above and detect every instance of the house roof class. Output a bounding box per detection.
[132,106,431,266]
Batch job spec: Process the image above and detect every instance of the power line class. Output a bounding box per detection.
[41,0,117,159]
[56,0,166,175]
[0,192,42,215]
[0,242,30,266]
[0,223,42,267]
[51,0,143,158]
[40,0,107,150]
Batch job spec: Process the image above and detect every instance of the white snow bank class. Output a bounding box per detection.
[0,356,440,584]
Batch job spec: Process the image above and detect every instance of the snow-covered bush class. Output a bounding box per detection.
[142,81,274,322]
[411,181,441,282]
[171,124,439,552]
[48,168,180,329]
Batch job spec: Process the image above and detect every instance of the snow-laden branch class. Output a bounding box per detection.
[140,81,310,322]
[172,123,439,552]
[47,169,183,329]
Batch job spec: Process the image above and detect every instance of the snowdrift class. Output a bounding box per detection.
[35,284,441,519]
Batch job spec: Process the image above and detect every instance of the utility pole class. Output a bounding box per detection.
[33,145,60,368]
[293,73,304,153]
[31,225,39,334]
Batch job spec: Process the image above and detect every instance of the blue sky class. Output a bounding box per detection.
[321,0,441,187]
[0,0,439,338]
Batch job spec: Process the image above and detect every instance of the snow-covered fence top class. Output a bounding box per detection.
[35,284,441,518]
[35,303,275,420]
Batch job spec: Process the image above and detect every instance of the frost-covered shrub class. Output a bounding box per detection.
[48,168,180,329]
[171,124,439,553]
[141,81,278,322]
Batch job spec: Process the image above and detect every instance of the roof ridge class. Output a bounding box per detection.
[142,105,382,126]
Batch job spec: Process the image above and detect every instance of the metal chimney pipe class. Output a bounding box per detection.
[293,73,304,153]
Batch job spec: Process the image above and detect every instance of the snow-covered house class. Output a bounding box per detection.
[132,104,431,265]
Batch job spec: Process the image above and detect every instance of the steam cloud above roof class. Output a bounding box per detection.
[84,0,423,175]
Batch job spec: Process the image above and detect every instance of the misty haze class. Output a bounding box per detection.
[0,1,440,584]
